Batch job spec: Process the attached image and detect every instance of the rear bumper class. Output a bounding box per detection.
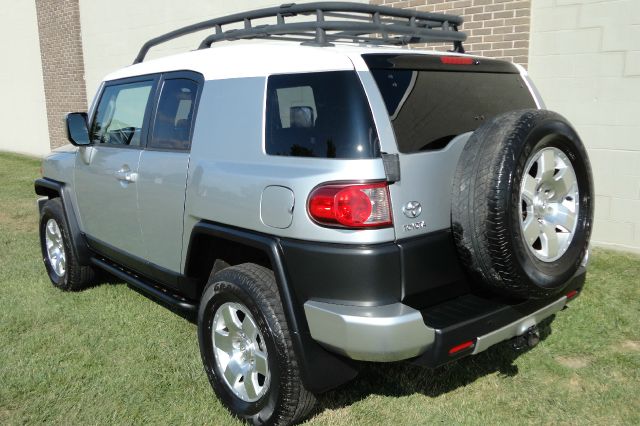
[304,270,585,366]
[303,301,433,361]
[471,296,566,354]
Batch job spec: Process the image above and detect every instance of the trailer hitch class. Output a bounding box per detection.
[511,325,541,351]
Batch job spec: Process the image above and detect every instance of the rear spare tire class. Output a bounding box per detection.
[451,109,593,299]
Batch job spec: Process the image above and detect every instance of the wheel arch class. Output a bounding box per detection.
[184,221,360,393]
[35,178,91,265]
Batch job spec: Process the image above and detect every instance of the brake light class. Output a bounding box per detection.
[308,182,392,228]
[440,56,475,65]
[566,290,578,300]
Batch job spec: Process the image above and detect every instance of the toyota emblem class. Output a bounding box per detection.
[402,201,422,219]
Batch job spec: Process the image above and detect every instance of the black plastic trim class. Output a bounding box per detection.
[90,257,197,313]
[398,230,470,310]
[34,178,91,265]
[186,221,360,393]
[280,238,401,306]
[280,230,471,310]
[86,235,199,300]
[413,270,586,368]
[362,53,520,74]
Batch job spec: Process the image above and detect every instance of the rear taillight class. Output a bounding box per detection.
[308,182,392,228]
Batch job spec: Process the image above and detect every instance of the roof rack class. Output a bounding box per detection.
[133,2,466,64]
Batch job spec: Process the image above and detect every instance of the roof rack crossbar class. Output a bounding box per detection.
[199,21,465,46]
[133,2,466,64]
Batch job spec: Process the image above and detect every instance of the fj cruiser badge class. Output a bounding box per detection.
[402,201,422,219]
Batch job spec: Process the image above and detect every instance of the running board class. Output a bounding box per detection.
[90,257,197,313]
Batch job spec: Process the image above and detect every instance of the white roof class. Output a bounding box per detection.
[104,40,471,82]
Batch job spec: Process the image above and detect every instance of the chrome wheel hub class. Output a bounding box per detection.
[212,302,269,402]
[45,218,66,277]
[519,147,579,262]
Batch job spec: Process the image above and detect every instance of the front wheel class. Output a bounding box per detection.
[198,263,316,425]
[39,198,94,291]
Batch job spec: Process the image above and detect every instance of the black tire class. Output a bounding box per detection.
[198,263,316,425]
[452,109,593,299]
[39,198,94,291]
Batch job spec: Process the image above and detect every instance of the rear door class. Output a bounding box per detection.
[363,54,538,238]
[137,71,203,275]
[75,76,157,258]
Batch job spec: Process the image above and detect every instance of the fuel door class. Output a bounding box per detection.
[260,186,295,229]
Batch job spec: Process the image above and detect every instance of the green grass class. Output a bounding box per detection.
[1,151,639,425]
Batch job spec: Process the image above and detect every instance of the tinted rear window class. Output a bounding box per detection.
[370,69,536,153]
[266,71,379,159]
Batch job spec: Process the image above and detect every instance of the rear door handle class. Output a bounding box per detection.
[115,168,138,183]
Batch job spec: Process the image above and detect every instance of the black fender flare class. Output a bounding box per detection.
[185,221,359,393]
[34,178,91,266]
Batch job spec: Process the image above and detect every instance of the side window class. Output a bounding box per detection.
[149,78,198,150]
[266,71,380,159]
[91,81,153,146]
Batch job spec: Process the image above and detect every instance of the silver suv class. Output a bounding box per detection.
[35,3,593,425]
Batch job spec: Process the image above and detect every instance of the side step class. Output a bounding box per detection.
[90,257,197,313]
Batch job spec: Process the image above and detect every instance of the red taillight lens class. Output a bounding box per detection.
[308,182,392,228]
[440,56,475,65]
[566,290,578,300]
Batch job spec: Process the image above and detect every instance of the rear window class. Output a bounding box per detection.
[370,69,536,153]
[266,71,379,159]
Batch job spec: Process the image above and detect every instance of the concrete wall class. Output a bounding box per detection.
[529,0,640,253]
[78,0,368,99]
[0,1,50,156]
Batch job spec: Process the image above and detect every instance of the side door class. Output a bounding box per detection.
[75,75,158,260]
[137,71,203,275]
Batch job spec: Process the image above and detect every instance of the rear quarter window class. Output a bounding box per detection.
[266,71,380,159]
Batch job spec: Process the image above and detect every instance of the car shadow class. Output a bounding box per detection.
[313,317,555,413]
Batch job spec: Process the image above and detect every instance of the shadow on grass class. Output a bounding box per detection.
[314,317,555,412]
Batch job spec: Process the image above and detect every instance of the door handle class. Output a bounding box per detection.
[115,168,138,183]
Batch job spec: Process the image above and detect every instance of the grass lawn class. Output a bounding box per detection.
[1,151,639,425]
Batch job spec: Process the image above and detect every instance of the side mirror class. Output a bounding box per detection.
[65,112,90,146]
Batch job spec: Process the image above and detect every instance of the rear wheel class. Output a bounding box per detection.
[451,109,593,299]
[198,263,316,425]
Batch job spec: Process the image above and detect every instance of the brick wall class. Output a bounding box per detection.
[35,0,87,150]
[371,0,531,67]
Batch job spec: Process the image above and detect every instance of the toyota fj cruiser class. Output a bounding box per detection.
[35,3,593,425]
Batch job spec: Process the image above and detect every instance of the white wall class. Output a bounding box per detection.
[78,0,368,99]
[529,0,640,253]
[0,1,50,157]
